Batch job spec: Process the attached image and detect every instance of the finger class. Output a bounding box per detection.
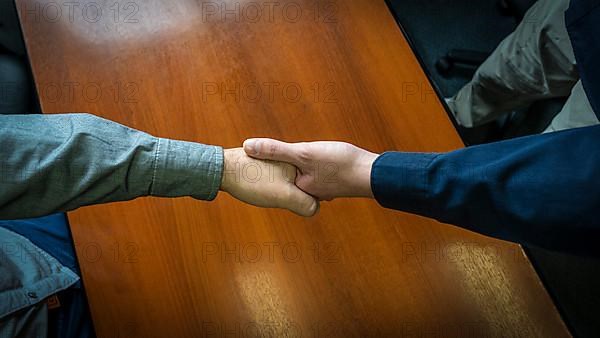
[243,138,303,166]
[283,185,320,217]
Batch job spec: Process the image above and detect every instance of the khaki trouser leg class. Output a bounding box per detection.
[447,0,578,127]
[544,80,599,133]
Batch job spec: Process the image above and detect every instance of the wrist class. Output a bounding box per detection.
[220,148,239,193]
[351,150,379,198]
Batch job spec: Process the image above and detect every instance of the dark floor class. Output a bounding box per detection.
[386,1,600,337]
[387,0,516,98]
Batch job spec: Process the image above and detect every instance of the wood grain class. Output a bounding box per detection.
[18,0,569,336]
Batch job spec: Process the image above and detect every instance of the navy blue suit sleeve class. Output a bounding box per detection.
[371,125,600,250]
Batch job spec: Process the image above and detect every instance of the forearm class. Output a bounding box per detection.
[370,125,600,249]
[0,113,223,220]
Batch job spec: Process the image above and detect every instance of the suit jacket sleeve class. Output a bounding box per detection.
[371,125,600,250]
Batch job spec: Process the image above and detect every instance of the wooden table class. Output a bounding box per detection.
[17,0,569,336]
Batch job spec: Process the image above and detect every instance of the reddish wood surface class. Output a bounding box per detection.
[18,0,569,336]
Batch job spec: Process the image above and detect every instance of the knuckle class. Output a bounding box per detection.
[266,142,279,158]
[296,145,312,165]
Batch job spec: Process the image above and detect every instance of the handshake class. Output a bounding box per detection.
[220,139,380,216]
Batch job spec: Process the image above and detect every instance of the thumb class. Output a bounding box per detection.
[243,138,303,166]
[282,185,320,217]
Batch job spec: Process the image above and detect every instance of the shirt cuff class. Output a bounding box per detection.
[150,138,224,201]
[370,151,439,215]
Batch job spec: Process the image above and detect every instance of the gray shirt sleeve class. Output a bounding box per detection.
[0,113,224,220]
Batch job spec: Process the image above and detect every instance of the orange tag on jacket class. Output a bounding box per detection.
[46,295,61,310]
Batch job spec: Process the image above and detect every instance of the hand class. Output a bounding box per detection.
[220,148,320,217]
[242,139,379,201]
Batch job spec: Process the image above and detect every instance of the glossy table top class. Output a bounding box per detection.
[17,0,568,336]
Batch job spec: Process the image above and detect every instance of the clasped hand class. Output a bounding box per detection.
[219,139,379,216]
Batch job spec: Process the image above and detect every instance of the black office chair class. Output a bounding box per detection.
[436,0,567,141]
[436,0,537,75]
